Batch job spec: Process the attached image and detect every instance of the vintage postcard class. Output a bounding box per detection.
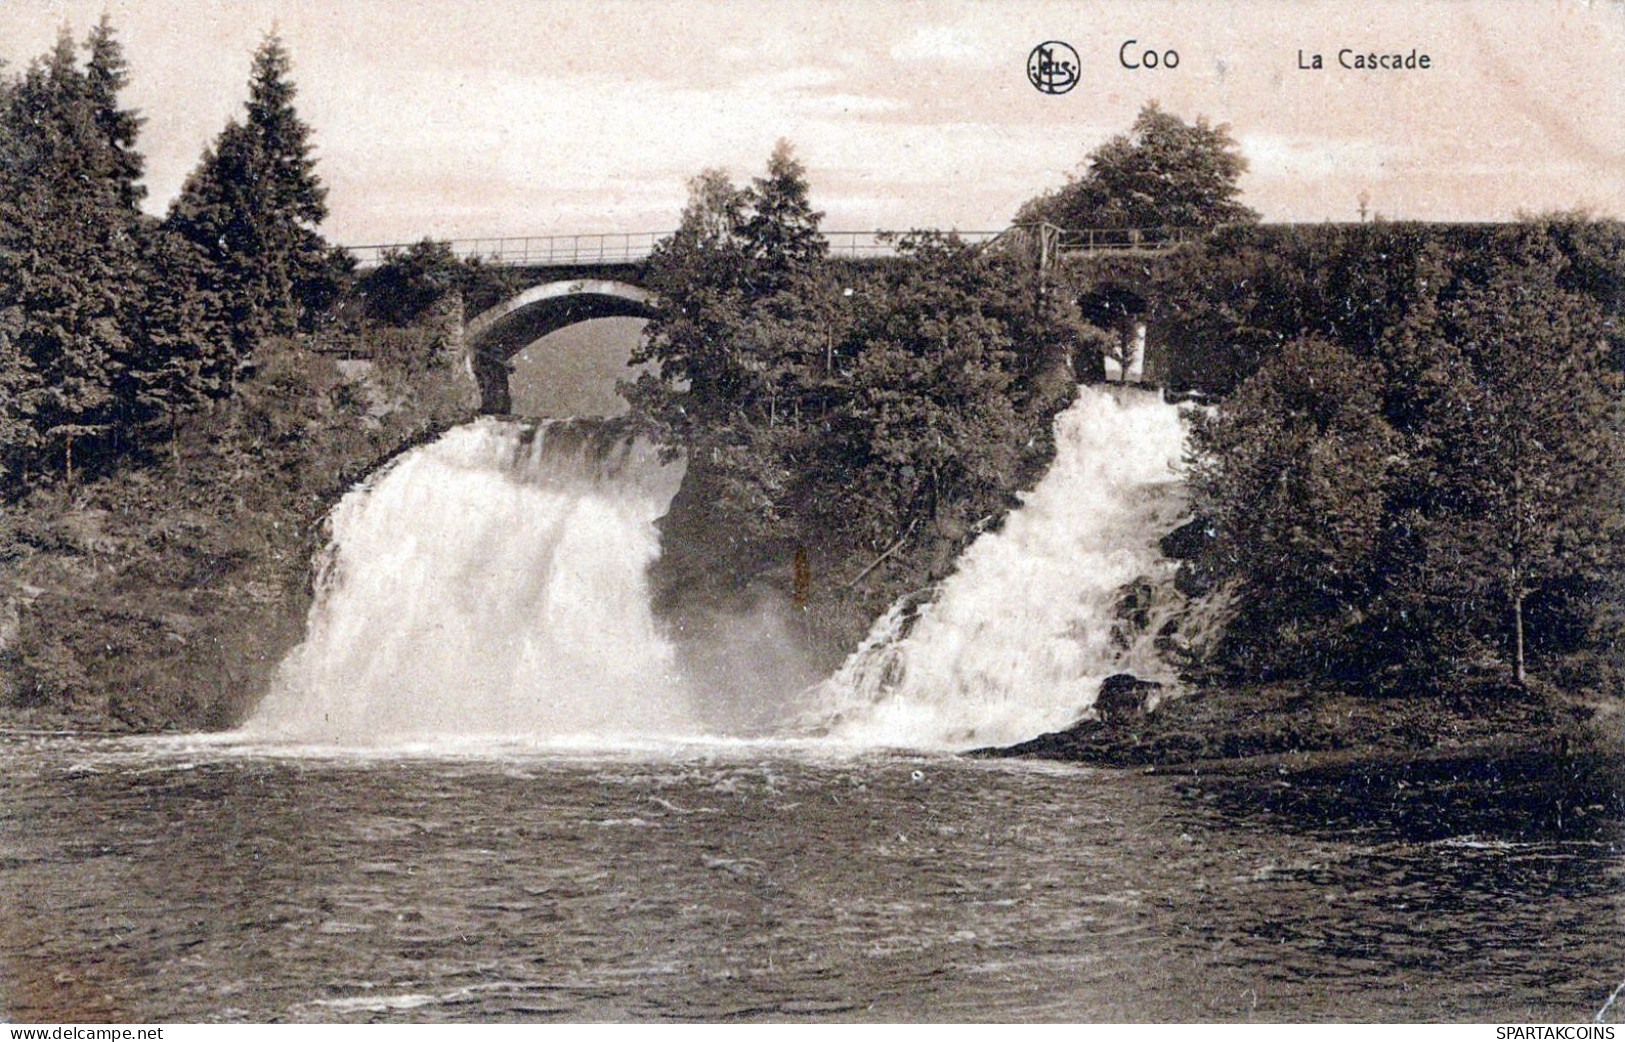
[0,0,1621,1027]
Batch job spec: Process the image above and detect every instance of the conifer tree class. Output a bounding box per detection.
[84,15,145,210]
[741,139,828,294]
[132,227,235,446]
[0,63,32,480]
[0,304,41,482]
[167,33,338,377]
[0,27,146,482]
[630,147,840,551]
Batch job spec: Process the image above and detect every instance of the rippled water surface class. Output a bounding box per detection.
[2,734,1622,1022]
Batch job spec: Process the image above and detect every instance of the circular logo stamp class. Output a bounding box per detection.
[1027,41,1080,95]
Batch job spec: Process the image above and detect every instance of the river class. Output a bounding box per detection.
[2,734,1620,1022]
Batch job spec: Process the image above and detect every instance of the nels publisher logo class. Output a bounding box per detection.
[1027,40,1079,95]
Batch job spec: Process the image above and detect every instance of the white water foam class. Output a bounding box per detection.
[245,418,697,745]
[246,386,1189,754]
[814,386,1189,751]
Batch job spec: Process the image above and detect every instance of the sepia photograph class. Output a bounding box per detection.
[0,0,1622,1025]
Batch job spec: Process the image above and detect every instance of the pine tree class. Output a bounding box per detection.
[630,147,839,554]
[0,63,32,480]
[633,145,833,432]
[741,139,827,294]
[732,142,834,441]
[166,33,337,378]
[0,27,146,482]
[131,227,235,448]
[84,15,145,211]
[0,304,42,483]
[243,35,326,232]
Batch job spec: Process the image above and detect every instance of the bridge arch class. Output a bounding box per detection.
[466,278,658,414]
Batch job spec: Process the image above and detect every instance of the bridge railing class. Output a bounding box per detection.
[343,226,1197,268]
[345,232,671,269]
[824,229,1006,256]
[1055,226,1202,251]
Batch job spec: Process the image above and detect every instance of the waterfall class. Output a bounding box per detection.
[246,385,1191,752]
[813,385,1190,751]
[245,418,696,745]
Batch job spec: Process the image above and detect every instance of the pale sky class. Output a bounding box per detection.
[3,0,1623,246]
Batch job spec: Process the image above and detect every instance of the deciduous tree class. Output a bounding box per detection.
[1439,232,1620,684]
[1191,336,1396,678]
[1019,101,1257,230]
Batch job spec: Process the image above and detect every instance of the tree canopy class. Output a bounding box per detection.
[1187,220,1625,690]
[0,23,352,490]
[627,143,1079,612]
[165,33,345,376]
[1018,101,1258,230]
[0,24,148,481]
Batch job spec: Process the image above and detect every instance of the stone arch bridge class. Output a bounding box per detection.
[345,226,1200,414]
[462,276,656,414]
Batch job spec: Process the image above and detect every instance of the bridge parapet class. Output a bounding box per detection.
[346,232,667,269]
[348,223,1525,270]
[344,225,1196,269]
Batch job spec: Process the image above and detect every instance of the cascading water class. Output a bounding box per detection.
[245,417,696,745]
[246,385,1190,752]
[813,385,1190,751]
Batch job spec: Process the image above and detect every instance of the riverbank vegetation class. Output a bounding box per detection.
[629,105,1624,753]
[623,141,1086,669]
[1160,220,1623,703]
[1008,216,1625,767]
[0,25,479,728]
[0,20,1617,754]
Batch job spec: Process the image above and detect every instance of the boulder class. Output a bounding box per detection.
[1095,673,1164,723]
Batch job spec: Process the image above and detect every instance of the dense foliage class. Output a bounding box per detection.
[0,28,1617,731]
[1017,111,1622,696]
[164,36,350,373]
[0,22,151,484]
[1017,101,1258,379]
[1018,101,1259,230]
[1180,220,1625,692]
[0,25,478,728]
[0,26,388,495]
[626,142,1080,613]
